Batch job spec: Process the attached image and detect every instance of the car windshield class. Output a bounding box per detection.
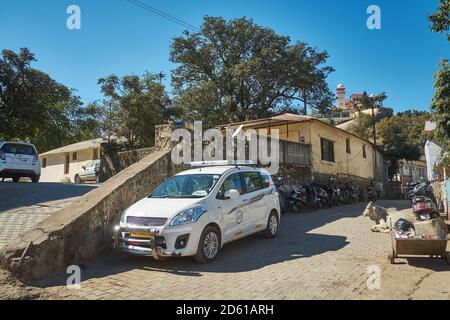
[1,143,35,155]
[149,174,221,198]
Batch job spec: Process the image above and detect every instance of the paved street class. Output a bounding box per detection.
[25,200,449,300]
[0,182,98,248]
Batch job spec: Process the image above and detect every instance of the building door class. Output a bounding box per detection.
[64,154,70,174]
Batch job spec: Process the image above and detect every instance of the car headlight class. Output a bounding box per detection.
[170,206,207,226]
[120,208,129,224]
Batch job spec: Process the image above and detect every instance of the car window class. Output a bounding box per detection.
[1,143,35,155]
[150,174,221,198]
[217,173,244,199]
[260,172,272,189]
[241,171,263,193]
[85,161,93,168]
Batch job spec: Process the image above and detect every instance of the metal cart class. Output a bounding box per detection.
[388,220,450,264]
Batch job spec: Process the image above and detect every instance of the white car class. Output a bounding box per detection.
[114,163,281,263]
[0,141,41,183]
[74,159,101,184]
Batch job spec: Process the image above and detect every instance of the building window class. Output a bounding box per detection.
[42,158,47,168]
[72,152,77,161]
[346,138,351,154]
[362,145,367,158]
[93,148,99,160]
[64,154,70,174]
[320,138,335,163]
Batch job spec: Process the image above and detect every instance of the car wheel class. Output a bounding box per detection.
[12,177,20,183]
[262,210,279,238]
[74,174,81,184]
[194,226,221,264]
[31,175,39,183]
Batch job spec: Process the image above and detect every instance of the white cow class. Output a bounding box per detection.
[362,201,390,232]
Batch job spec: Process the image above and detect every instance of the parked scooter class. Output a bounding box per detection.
[291,183,320,211]
[408,180,440,221]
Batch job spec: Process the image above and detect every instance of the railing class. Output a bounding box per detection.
[314,112,351,119]
[279,141,311,165]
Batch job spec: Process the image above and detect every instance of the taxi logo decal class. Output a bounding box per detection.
[236,210,243,224]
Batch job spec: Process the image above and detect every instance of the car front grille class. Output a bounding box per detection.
[126,216,168,227]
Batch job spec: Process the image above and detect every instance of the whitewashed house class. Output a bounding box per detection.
[39,138,105,183]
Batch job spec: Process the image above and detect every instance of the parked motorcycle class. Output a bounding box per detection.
[408,180,440,221]
[313,183,332,208]
[367,183,378,202]
[291,183,320,211]
[328,178,343,206]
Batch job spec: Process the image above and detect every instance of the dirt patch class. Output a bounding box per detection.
[0,268,61,300]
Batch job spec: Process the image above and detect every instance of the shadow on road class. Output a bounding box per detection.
[0,182,97,211]
[31,201,413,288]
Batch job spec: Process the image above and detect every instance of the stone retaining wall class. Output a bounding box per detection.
[99,145,156,181]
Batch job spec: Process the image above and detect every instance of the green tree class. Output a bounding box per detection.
[428,0,450,157]
[348,113,373,140]
[0,48,100,152]
[430,59,450,145]
[347,106,393,141]
[428,0,450,41]
[170,16,334,128]
[376,111,431,178]
[98,72,176,149]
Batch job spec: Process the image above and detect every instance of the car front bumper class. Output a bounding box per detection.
[113,225,198,259]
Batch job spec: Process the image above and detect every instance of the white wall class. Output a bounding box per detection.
[424,140,443,180]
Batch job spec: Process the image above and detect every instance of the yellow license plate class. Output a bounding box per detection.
[129,232,151,239]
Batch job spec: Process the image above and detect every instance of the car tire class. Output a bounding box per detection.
[74,174,81,184]
[262,210,279,238]
[31,175,39,183]
[12,177,20,183]
[194,225,221,264]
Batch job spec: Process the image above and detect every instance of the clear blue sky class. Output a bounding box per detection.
[0,0,448,113]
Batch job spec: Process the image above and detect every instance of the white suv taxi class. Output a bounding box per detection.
[0,141,41,183]
[114,161,280,263]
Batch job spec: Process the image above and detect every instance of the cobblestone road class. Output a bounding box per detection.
[0,182,97,248]
[28,200,450,300]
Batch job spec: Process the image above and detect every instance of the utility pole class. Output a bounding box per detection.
[303,90,308,116]
[370,96,378,180]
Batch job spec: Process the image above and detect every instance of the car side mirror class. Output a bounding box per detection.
[224,189,240,200]
[82,166,86,170]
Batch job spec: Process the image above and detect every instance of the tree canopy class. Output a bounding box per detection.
[428,0,450,41]
[428,0,450,157]
[0,48,100,152]
[170,16,334,128]
[97,72,178,149]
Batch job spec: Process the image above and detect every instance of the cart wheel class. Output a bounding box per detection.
[388,250,395,264]
[444,253,450,265]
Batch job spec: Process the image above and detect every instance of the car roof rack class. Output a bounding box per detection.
[190,160,255,167]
